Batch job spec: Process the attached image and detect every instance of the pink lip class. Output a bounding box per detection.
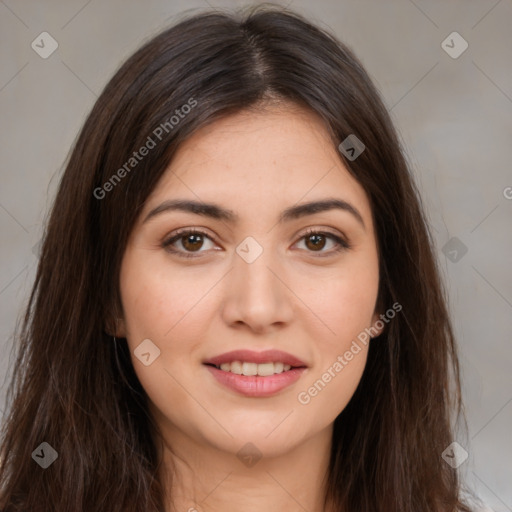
[203,349,308,368]
[205,365,307,397]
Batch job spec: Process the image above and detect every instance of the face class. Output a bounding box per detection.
[117,104,383,460]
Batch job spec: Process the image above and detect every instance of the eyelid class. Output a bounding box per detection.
[162,226,351,258]
[162,228,219,259]
[299,227,351,251]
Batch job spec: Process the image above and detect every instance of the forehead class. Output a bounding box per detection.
[141,105,373,226]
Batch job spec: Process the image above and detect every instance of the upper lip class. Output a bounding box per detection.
[203,349,308,368]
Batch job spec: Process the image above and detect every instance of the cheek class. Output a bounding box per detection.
[119,251,208,343]
[294,252,378,415]
[118,253,213,421]
[303,255,380,349]
[322,280,377,344]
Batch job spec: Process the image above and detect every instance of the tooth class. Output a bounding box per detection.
[273,362,284,374]
[257,362,275,376]
[230,361,243,374]
[242,362,258,376]
[216,361,294,375]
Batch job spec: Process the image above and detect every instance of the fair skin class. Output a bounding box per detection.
[116,103,383,512]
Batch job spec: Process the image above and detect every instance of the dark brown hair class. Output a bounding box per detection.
[0,4,474,511]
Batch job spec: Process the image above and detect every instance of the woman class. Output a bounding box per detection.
[0,5,476,511]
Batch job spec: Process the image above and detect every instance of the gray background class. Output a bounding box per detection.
[0,0,511,509]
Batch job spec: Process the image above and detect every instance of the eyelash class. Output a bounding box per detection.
[162,228,351,259]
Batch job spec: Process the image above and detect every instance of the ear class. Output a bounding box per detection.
[370,310,386,339]
[105,316,127,338]
[115,317,127,338]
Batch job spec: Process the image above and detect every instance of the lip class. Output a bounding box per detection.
[205,365,307,397]
[203,349,308,368]
[203,349,308,398]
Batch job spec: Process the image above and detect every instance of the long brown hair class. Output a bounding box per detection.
[0,5,474,511]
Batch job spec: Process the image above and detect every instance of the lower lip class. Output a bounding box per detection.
[204,365,307,397]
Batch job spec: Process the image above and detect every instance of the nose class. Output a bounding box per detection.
[220,242,294,334]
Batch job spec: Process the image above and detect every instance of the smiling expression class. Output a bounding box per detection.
[116,103,383,457]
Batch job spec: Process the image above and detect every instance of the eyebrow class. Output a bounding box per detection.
[143,198,365,230]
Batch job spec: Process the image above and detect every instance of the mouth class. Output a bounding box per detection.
[203,349,308,397]
[203,349,308,369]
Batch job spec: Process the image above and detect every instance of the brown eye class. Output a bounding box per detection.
[304,233,327,251]
[162,229,216,258]
[181,233,205,252]
[296,229,351,256]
